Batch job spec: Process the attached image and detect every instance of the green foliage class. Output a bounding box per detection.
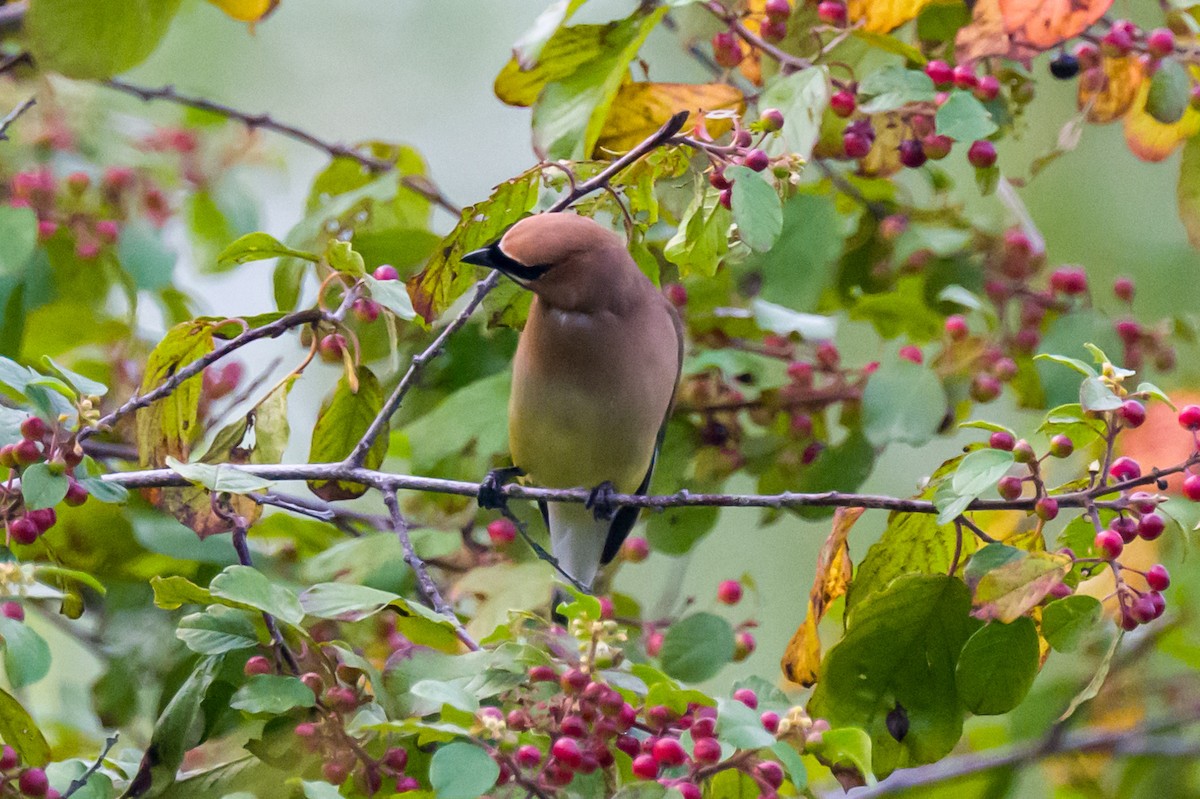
[307,367,386,500]
[660,612,735,683]
[26,0,182,79]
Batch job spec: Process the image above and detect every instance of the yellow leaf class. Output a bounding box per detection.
[737,0,767,87]
[595,82,744,154]
[848,0,938,33]
[1078,56,1144,124]
[206,0,278,23]
[857,112,904,178]
[1124,80,1200,163]
[781,507,862,686]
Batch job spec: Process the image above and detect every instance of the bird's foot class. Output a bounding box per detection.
[585,480,618,522]
[478,466,524,510]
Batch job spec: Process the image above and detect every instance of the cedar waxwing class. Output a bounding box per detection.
[463,213,683,589]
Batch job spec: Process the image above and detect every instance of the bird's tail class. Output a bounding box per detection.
[547,501,608,593]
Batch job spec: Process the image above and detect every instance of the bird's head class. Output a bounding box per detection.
[462,214,638,311]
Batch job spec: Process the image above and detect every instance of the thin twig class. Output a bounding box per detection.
[344,110,691,466]
[228,513,300,674]
[62,733,119,799]
[0,96,34,141]
[384,491,479,651]
[101,78,459,216]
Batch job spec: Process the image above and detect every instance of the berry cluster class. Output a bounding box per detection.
[1,416,89,547]
[0,746,55,798]
[702,108,788,212]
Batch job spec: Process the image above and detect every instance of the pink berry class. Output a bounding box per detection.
[1,602,23,622]
[318,333,346,362]
[925,60,953,86]
[1049,582,1073,599]
[674,781,702,799]
[1147,28,1175,58]
[0,745,15,770]
[560,715,587,738]
[631,753,659,779]
[243,655,272,676]
[1137,513,1165,541]
[1113,277,1135,302]
[952,65,978,89]
[997,476,1023,501]
[764,0,791,21]
[1184,474,1200,502]
[816,0,847,24]
[551,737,583,769]
[353,297,381,323]
[756,761,785,789]
[692,736,721,764]
[761,711,780,733]
[974,74,1000,101]
[645,631,664,657]
[945,314,968,340]
[734,631,756,661]
[717,580,743,605]
[486,518,517,546]
[733,688,758,709]
[515,745,541,769]
[1118,400,1146,428]
[35,220,57,241]
[1113,517,1139,544]
[528,665,556,682]
[1178,405,1200,431]
[383,747,409,771]
[1049,434,1074,458]
[717,189,732,209]
[1146,564,1170,592]
[8,518,38,546]
[830,90,856,118]
[18,768,48,798]
[561,668,589,693]
[743,149,769,172]
[989,431,1015,451]
[1109,457,1141,483]
[652,737,687,766]
[1095,529,1124,559]
[1035,497,1059,521]
[372,264,399,281]
[922,133,953,160]
[95,220,120,243]
[842,131,871,159]
[967,140,997,168]
[760,107,785,132]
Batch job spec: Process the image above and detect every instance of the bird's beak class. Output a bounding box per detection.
[461,243,497,268]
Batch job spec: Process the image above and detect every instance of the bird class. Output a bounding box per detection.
[462,213,683,591]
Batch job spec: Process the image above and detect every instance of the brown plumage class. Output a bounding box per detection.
[464,213,683,588]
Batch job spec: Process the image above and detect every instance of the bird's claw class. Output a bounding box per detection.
[585,480,618,522]
[479,466,523,510]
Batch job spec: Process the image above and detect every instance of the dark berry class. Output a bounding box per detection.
[743,149,769,172]
[19,417,46,441]
[967,140,997,168]
[898,139,926,168]
[9,517,39,545]
[1138,513,1165,541]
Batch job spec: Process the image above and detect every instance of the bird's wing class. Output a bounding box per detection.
[599,302,684,565]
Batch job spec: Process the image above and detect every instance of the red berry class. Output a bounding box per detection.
[486,518,517,546]
[373,264,399,281]
[35,220,57,242]
[243,655,272,676]
[1184,474,1200,502]
[898,139,927,168]
[528,664,556,682]
[988,431,1015,451]
[1109,457,1141,482]
[709,169,730,191]
[1115,318,1141,345]
[1049,434,1074,458]
[922,133,953,160]
[764,0,791,21]
[622,536,649,562]
[1035,497,1059,521]
[713,32,744,68]
[1095,529,1124,559]
[664,283,687,308]
[692,736,722,764]
[1138,513,1165,541]
[27,509,55,533]
[9,517,38,546]
[971,373,1001,403]
[318,333,347,363]
[1178,405,1200,431]
[992,357,1018,381]
[1113,516,1139,544]
[322,761,349,785]
[760,108,785,132]
[645,631,664,657]
[14,439,41,465]
[691,716,716,738]
[997,476,1023,501]
[561,668,589,693]
[1147,27,1175,58]
[1049,582,1073,599]
[756,761,785,789]
[18,768,48,797]
[945,314,968,340]
[787,360,813,384]
[615,734,640,757]
[674,782,702,799]
[1118,400,1146,428]
[743,149,769,172]
[383,747,408,771]
[816,340,840,370]
[1050,267,1088,295]
[733,688,758,709]
[816,0,847,24]
[652,737,687,766]
[974,74,1000,101]
[1,602,23,622]
[717,580,743,605]
[967,140,997,168]
[560,714,587,738]
[1101,25,1134,56]
[842,131,871,159]
[514,744,541,769]
[353,297,381,323]
[925,60,953,86]
[0,745,16,770]
[19,417,45,442]
[551,737,583,769]
[95,220,120,244]
[718,188,732,209]
[952,65,978,89]
[830,90,856,118]
[734,631,756,661]
[1144,564,1170,592]
[631,753,658,779]
[761,711,780,733]
[64,479,88,507]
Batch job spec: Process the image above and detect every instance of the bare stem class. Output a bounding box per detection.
[0,96,35,141]
[228,515,300,674]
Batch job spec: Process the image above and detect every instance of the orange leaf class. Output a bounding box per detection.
[998,0,1112,49]
[1078,56,1144,124]
[848,0,938,34]
[956,0,1039,63]
[737,0,767,87]
[596,82,744,154]
[206,0,278,23]
[1124,79,1200,162]
[781,507,863,686]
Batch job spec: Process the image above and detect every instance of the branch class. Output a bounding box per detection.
[80,307,330,441]
[101,78,459,217]
[226,509,300,674]
[344,110,691,465]
[62,733,118,799]
[383,491,479,651]
[840,709,1200,798]
[0,96,34,141]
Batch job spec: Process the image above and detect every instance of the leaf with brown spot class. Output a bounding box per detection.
[596,82,744,155]
[781,507,862,686]
[998,0,1112,49]
[1078,56,1145,124]
[955,0,1039,63]
[848,0,938,34]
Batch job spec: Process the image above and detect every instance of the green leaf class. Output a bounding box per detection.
[1180,135,1200,249]
[716,697,776,749]
[726,166,782,252]
[0,687,49,767]
[210,565,305,627]
[307,366,386,501]
[857,66,935,113]
[935,91,998,142]
[967,545,1070,623]
[1059,630,1123,722]
[151,575,215,609]
[216,232,318,268]
[808,728,874,784]
[134,654,224,796]
[399,371,510,473]
[809,574,975,777]
[301,782,344,799]
[27,0,183,79]
[40,357,108,397]
[770,741,808,791]
[646,422,720,555]
[164,457,274,494]
[1033,353,1097,378]
[529,7,667,159]
[1042,595,1103,653]
[1136,381,1175,408]
[20,462,68,510]
[363,275,416,320]
[847,509,971,614]
[752,192,843,312]
[135,319,217,466]
[299,583,409,622]
[0,617,50,689]
[1080,376,1123,412]
[429,742,499,799]
[862,359,947,447]
[951,448,1015,497]
[955,617,1038,715]
[1147,58,1191,124]
[759,67,831,161]
[176,607,259,654]
[751,298,837,341]
[663,183,731,278]
[660,612,735,683]
[0,207,37,278]
[230,675,316,715]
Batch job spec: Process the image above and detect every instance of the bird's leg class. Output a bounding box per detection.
[585,480,618,522]
[478,466,524,509]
